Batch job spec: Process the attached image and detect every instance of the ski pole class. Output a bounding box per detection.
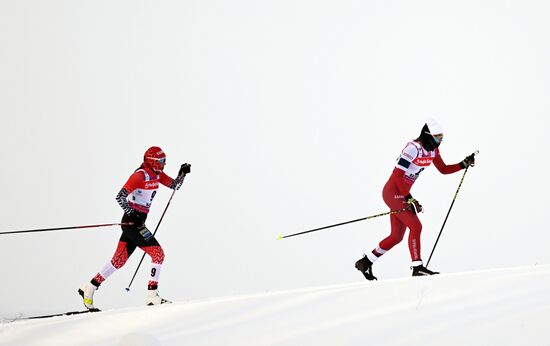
[278,207,410,240]
[125,165,189,292]
[0,222,133,236]
[426,150,478,267]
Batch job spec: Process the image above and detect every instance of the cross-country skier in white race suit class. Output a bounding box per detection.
[355,119,475,280]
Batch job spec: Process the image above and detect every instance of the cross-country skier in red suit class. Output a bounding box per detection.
[79,146,191,308]
[355,119,475,280]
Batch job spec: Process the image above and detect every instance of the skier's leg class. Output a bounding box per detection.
[391,210,422,262]
[119,217,169,304]
[405,213,422,263]
[90,213,140,286]
[369,180,408,262]
[115,217,163,288]
[394,211,438,275]
[107,215,171,305]
[356,181,406,280]
[92,235,138,286]
[378,214,406,254]
[356,219,404,280]
[79,237,138,309]
[138,239,171,305]
[140,241,165,290]
[78,213,140,309]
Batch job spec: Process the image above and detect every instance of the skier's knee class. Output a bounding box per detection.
[147,245,165,264]
[156,247,165,264]
[393,233,405,243]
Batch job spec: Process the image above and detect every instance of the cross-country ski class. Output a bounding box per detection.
[23,308,101,320]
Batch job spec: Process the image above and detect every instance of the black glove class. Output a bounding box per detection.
[460,154,476,169]
[180,163,191,175]
[405,194,423,214]
[172,163,191,190]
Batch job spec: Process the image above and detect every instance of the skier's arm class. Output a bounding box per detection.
[391,167,421,213]
[393,143,422,212]
[116,172,143,214]
[159,172,175,189]
[116,188,133,215]
[391,169,412,197]
[433,151,462,174]
[393,144,417,196]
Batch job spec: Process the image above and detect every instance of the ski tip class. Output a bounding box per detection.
[277,234,283,240]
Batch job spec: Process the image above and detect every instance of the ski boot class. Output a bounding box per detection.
[146,290,172,306]
[78,282,98,309]
[355,255,377,281]
[412,264,440,276]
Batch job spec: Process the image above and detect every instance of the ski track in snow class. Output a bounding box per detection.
[1,265,550,346]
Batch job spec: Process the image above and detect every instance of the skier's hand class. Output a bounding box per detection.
[172,163,190,190]
[406,194,423,214]
[180,163,191,175]
[460,154,475,169]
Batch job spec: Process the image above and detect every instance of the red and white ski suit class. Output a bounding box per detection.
[124,167,174,213]
[374,141,462,262]
[92,165,176,290]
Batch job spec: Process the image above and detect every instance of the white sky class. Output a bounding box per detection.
[1,0,549,316]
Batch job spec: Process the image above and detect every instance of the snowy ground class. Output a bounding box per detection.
[2,264,549,346]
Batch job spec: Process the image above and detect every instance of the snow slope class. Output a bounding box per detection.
[2,265,549,346]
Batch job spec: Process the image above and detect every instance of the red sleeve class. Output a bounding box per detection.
[123,171,145,193]
[159,171,174,188]
[433,151,463,175]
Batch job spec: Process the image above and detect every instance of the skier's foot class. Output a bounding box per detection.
[355,255,377,281]
[146,290,172,306]
[411,264,440,276]
[78,282,98,309]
